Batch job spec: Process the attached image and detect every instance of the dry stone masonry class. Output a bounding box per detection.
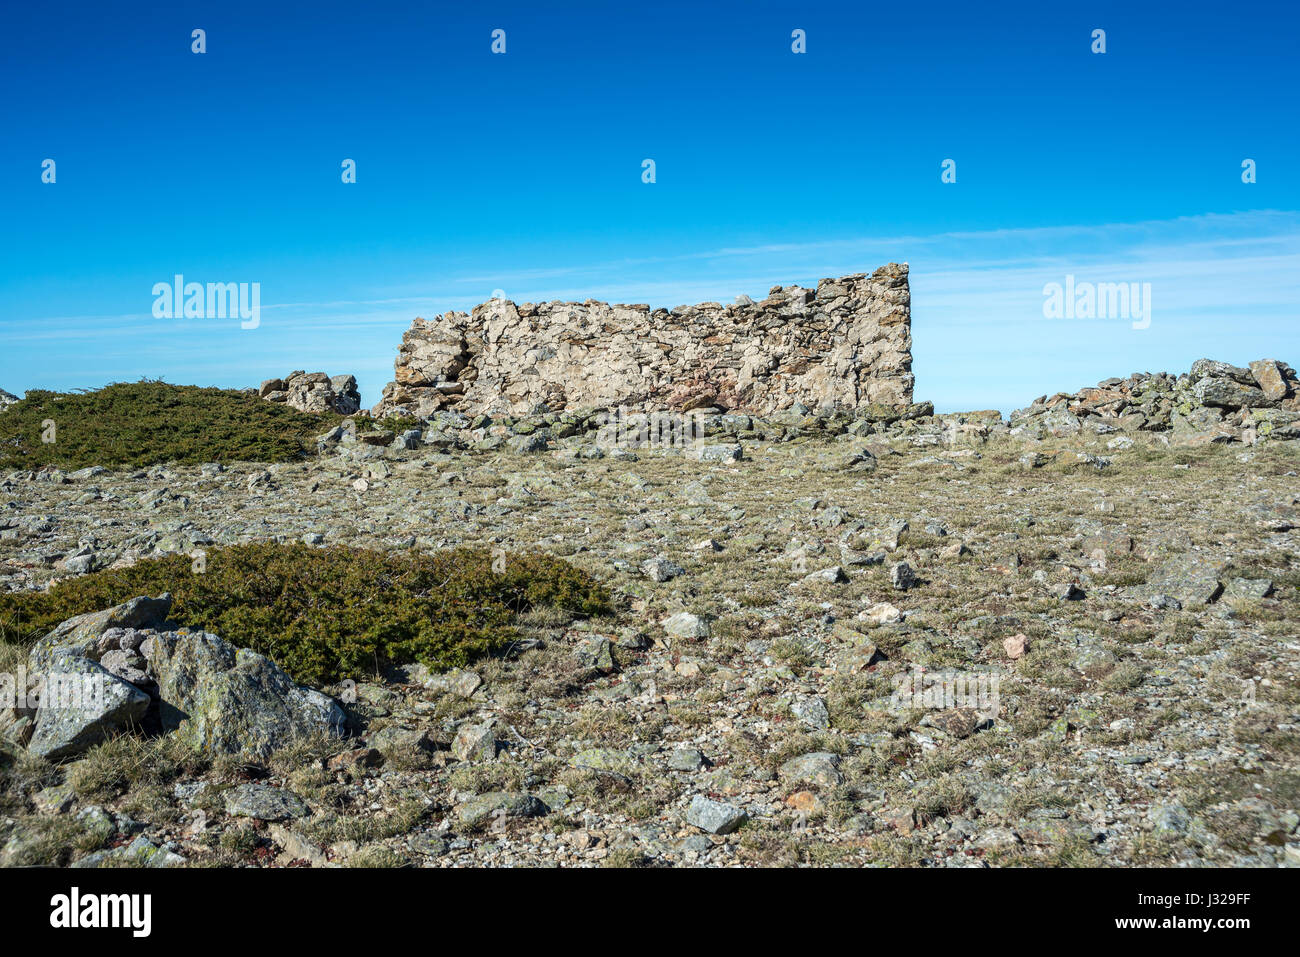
[373,263,913,419]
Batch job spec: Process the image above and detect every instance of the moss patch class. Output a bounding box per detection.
[0,543,611,684]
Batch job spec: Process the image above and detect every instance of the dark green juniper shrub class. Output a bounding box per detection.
[0,544,611,685]
[0,381,348,469]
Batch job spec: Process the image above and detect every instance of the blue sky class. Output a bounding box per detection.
[1,0,1296,413]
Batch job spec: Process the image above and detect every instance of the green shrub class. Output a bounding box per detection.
[0,544,610,685]
[0,381,347,469]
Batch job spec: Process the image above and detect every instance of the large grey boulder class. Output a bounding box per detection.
[27,652,151,760]
[24,595,346,760]
[0,388,18,412]
[141,629,347,759]
[28,594,172,669]
[451,720,498,762]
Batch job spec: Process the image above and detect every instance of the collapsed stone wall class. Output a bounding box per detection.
[1009,358,1300,444]
[373,263,913,419]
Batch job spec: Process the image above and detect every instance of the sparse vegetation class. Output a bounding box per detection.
[1,391,1296,870]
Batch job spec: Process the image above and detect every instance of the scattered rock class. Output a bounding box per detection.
[826,448,878,472]
[1140,553,1228,606]
[452,721,498,762]
[327,747,383,773]
[369,725,434,759]
[574,636,616,672]
[779,752,843,788]
[270,824,329,866]
[668,748,705,772]
[697,444,744,464]
[799,565,848,586]
[686,795,747,834]
[862,601,902,626]
[570,748,635,775]
[1225,577,1273,599]
[791,696,831,729]
[662,612,710,641]
[1053,582,1085,601]
[74,835,185,869]
[890,561,918,591]
[457,791,548,827]
[223,783,310,821]
[1074,645,1118,679]
[642,558,685,582]
[423,669,483,697]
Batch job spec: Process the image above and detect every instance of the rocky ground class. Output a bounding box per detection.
[1,361,1298,868]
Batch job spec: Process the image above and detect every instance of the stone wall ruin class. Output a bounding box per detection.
[373,262,913,419]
